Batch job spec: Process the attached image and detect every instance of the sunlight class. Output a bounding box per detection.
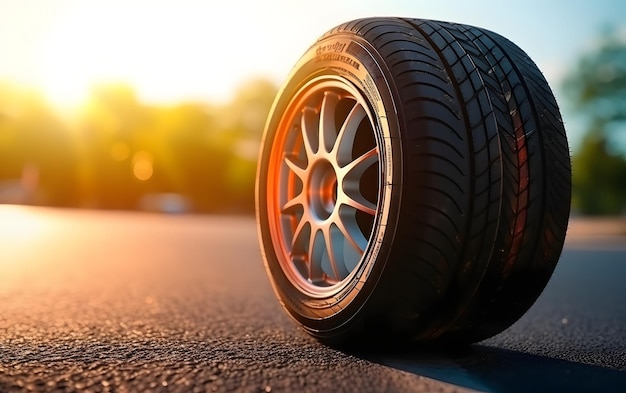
[37,2,153,107]
[35,1,292,108]
[0,205,47,245]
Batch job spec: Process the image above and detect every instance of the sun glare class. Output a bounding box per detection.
[37,3,150,107]
[34,1,291,108]
[0,205,47,245]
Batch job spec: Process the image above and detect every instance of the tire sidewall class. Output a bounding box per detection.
[256,33,404,336]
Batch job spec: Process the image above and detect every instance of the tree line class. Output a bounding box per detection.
[563,27,626,215]
[1,27,625,215]
[0,79,277,213]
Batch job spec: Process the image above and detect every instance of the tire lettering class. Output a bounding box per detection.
[318,53,361,70]
[363,74,382,104]
[315,42,346,55]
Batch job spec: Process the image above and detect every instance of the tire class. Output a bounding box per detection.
[255,17,571,345]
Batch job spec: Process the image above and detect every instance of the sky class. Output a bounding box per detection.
[0,0,624,148]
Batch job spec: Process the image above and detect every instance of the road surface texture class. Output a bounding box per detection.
[0,206,625,392]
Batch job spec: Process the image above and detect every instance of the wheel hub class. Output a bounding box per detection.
[308,160,338,222]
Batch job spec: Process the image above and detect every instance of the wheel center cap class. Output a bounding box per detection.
[308,160,337,221]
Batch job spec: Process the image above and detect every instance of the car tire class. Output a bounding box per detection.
[255,17,571,344]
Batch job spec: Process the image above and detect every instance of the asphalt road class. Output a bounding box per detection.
[0,206,625,393]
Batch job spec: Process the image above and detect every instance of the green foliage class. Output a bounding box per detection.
[563,28,626,215]
[573,133,626,215]
[564,30,626,126]
[0,83,79,206]
[0,78,278,213]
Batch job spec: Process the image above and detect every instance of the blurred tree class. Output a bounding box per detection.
[78,84,148,209]
[214,78,278,212]
[563,28,626,215]
[0,77,277,213]
[154,102,230,212]
[220,78,278,136]
[0,83,79,206]
[573,134,626,215]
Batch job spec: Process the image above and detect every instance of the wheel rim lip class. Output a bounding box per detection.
[266,76,381,298]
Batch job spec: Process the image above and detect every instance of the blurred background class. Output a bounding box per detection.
[0,0,624,215]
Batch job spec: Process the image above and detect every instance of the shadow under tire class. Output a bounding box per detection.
[255,17,571,345]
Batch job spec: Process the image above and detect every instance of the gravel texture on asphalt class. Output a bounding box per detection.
[1,208,625,392]
[0,208,474,393]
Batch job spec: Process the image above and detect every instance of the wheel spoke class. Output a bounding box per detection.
[334,211,367,255]
[341,194,376,216]
[333,102,367,166]
[341,147,378,182]
[301,107,319,156]
[308,227,325,283]
[319,92,340,153]
[282,155,307,213]
[337,146,378,216]
[284,155,307,182]
[281,191,305,213]
[323,226,342,281]
[290,215,309,252]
